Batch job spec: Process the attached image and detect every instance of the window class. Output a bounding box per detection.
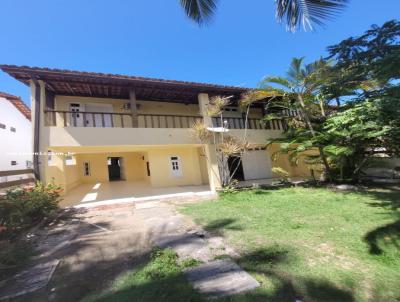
[10,127,16,132]
[65,155,76,166]
[11,161,17,166]
[0,123,5,129]
[170,156,182,177]
[146,162,151,176]
[83,161,91,176]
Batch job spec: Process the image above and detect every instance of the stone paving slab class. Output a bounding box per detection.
[184,259,260,299]
[153,233,213,262]
[0,260,59,301]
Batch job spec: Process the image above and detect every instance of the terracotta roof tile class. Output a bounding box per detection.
[0,91,31,120]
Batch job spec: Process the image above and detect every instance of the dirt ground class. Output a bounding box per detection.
[11,204,159,302]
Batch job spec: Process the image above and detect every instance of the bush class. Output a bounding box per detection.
[0,182,63,236]
[272,167,290,184]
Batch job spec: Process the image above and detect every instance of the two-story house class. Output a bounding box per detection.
[1,65,311,206]
[0,91,32,185]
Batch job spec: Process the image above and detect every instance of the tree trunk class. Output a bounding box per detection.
[297,94,333,182]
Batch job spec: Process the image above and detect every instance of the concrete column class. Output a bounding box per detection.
[129,89,139,127]
[198,93,221,190]
[198,93,212,127]
[38,81,49,183]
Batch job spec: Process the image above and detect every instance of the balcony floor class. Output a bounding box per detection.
[61,181,214,208]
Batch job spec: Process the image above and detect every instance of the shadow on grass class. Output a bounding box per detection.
[204,218,242,235]
[83,245,355,302]
[359,188,400,255]
[232,246,355,302]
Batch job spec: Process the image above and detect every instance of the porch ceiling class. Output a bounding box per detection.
[1,65,250,104]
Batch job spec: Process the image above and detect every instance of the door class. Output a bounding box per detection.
[69,103,84,127]
[85,103,113,127]
[242,150,273,180]
[108,157,121,181]
[228,156,245,181]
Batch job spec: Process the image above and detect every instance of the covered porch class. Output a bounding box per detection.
[45,145,212,206]
[60,180,213,208]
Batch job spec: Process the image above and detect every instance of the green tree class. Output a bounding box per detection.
[263,20,400,182]
[179,0,348,31]
[258,57,335,180]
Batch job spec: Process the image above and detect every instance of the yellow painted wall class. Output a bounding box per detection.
[147,147,203,187]
[45,153,81,193]
[77,152,146,183]
[268,143,315,178]
[198,147,210,185]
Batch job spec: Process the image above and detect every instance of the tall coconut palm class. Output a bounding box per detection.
[179,0,348,31]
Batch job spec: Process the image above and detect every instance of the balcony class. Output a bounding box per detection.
[42,110,284,148]
[212,116,286,131]
[44,110,203,129]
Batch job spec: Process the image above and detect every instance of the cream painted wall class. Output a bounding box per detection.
[147,147,203,187]
[77,152,146,183]
[44,127,200,147]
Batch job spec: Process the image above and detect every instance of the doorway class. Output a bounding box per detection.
[108,157,122,181]
[228,156,245,181]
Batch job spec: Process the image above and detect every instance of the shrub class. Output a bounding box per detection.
[0,182,63,236]
[272,167,290,184]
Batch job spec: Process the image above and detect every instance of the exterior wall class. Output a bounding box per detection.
[45,147,205,193]
[198,148,209,185]
[77,152,146,183]
[46,152,81,192]
[242,150,273,180]
[43,127,200,147]
[37,90,308,192]
[0,96,32,182]
[147,147,203,187]
[268,143,315,178]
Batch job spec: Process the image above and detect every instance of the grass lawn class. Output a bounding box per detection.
[81,248,203,302]
[181,187,400,302]
[81,187,399,302]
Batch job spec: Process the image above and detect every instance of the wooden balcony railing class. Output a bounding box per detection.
[44,110,203,129]
[212,117,285,130]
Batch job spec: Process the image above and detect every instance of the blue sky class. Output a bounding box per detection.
[0,0,399,106]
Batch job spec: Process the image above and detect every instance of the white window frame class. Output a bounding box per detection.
[170,156,182,177]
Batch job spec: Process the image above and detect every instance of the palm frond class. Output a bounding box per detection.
[275,0,349,32]
[179,0,217,25]
[287,57,305,84]
[261,76,293,91]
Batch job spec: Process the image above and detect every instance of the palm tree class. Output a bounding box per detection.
[179,0,348,31]
[260,57,334,180]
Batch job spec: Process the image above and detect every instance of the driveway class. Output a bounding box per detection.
[12,200,191,302]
